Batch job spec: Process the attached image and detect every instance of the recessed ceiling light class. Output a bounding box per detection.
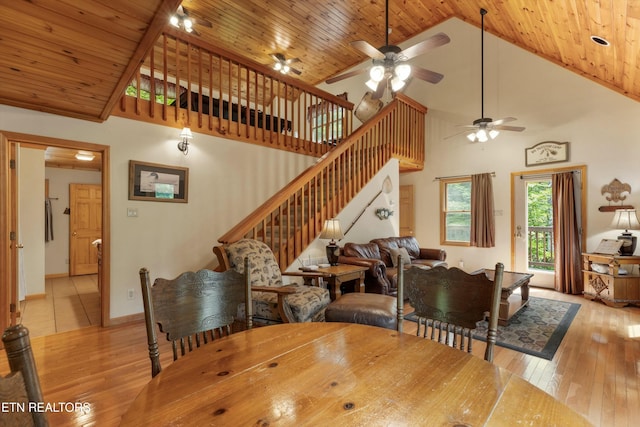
[590,35,610,46]
[75,152,95,161]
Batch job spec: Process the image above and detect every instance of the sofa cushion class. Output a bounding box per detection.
[343,242,381,259]
[371,236,421,266]
[390,247,411,267]
[412,258,447,268]
[325,293,398,330]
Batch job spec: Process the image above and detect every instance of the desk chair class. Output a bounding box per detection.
[139,259,252,378]
[1,324,48,426]
[398,263,504,362]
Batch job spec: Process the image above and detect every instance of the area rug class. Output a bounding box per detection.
[404,297,580,360]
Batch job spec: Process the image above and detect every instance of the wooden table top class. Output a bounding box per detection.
[480,268,533,289]
[301,263,369,277]
[121,323,591,426]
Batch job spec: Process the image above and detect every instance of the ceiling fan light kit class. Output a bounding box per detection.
[271,53,301,75]
[326,0,449,100]
[461,8,525,142]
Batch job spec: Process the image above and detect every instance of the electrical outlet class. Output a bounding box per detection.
[127,208,138,217]
[127,288,135,300]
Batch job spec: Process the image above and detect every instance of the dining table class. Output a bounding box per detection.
[121,322,591,426]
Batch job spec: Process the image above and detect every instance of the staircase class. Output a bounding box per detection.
[110,28,428,270]
[218,94,427,270]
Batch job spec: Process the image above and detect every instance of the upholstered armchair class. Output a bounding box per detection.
[213,239,331,323]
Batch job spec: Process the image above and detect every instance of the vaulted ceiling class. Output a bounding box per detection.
[1,0,638,123]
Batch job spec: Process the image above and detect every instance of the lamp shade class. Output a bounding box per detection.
[610,209,640,231]
[611,209,640,255]
[320,219,343,265]
[319,219,344,242]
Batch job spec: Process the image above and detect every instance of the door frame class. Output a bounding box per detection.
[510,164,587,274]
[0,131,111,333]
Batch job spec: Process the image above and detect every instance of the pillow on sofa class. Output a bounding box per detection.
[390,247,411,267]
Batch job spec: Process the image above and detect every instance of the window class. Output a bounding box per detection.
[440,178,471,245]
[309,103,344,143]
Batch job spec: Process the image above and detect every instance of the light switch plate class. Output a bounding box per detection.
[127,208,138,217]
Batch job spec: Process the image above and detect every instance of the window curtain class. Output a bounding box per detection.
[470,173,495,247]
[552,172,583,294]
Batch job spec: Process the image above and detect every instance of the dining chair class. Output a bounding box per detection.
[139,258,252,378]
[213,239,331,323]
[398,262,504,362]
[1,324,48,427]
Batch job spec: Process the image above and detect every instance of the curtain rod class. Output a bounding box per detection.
[519,169,581,180]
[434,172,495,181]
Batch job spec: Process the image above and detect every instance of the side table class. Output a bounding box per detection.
[582,252,640,307]
[301,264,368,301]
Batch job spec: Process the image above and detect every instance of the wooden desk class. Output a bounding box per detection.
[481,269,533,326]
[121,323,590,426]
[301,264,368,301]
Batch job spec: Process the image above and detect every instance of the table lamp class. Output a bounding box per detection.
[319,219,344,265]
[610,209,640,255]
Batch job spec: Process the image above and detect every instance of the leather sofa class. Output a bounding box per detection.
[338,236,447,296]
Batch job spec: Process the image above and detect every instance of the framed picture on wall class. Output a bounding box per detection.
[129,160,189,202]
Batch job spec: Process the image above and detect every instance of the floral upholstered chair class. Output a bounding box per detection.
[214,239,331,323]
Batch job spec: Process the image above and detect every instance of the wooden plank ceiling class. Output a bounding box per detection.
[0,0,638,125]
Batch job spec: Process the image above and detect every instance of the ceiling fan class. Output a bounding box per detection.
[325,0,450,99]
[169,5,212,36]
[451,8,525,142]
[270,53,302,75]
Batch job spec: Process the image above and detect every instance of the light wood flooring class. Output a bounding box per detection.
[18,275,100,338]
[1,287,639,426]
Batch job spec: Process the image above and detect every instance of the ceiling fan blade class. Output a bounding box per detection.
[290,67,302,75]
[444,129,472,140]
[371,80,386,99]
[490,117,517,126]
[181,7,213,28]
[412,66,444,84]
[325,68,367,84]
[400,32,451,60]
[270,53,281,62]
[287,58,301,64]
[493,125,525,132]
[350,40,385,60]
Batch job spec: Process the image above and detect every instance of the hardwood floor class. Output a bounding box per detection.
[1,287,638,426]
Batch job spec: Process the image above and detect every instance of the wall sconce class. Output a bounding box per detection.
[319,218,344,265]
[177,127,193,155]
[375,208,393,220]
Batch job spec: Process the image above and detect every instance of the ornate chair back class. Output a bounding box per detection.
[139,259,252,377]
[398,263,504,362]
[1,324,48,426]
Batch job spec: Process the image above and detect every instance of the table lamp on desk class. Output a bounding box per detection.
[319,219,344,266]
[610,209,640,255]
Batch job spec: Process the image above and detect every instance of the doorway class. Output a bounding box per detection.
[511,165,587,288]
[0,131,110,336]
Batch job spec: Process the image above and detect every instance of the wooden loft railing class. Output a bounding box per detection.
[217,94,427,270]
[113,28,353,157]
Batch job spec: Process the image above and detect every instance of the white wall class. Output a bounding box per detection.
[1,106,316,319]
[399,18,640,272]
[44,168,102,276]
[18,147,45,297]
[321,17,640,273]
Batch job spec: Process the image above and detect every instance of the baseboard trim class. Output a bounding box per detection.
[109,312,144,326]
[45,273,68,279]
[25,293,46,301]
